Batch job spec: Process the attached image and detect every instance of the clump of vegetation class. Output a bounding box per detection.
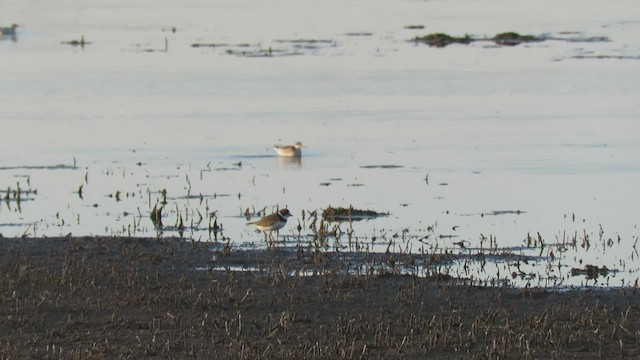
[322,206,388,222]
[150,204,163,228]
[413,31,543,47]
[413,32,473,47]
[571,264,611,279]
[492,32,540,46]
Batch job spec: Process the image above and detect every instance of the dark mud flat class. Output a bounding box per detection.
[1,237,640,359]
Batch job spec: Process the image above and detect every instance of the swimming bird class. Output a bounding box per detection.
[247,208,292,241]
[0,24,18,36]
[274,142,303,157]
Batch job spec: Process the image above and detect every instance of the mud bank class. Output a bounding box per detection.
[1,236,639,359]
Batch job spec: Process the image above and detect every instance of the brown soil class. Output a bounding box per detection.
[1,236,640,359]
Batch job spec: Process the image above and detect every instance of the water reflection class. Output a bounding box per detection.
[0,34,17,42]
[277,156,302,168]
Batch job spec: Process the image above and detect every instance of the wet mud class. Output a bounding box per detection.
[2,236,640,359]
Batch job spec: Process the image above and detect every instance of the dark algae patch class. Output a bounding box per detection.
[61,36,90,47]
[361,164,404,169]
[492,31,541,46]
[322,206,389,222]
[413,31,606,47]
[571,264,614,279]
[273,38,335,50]
[192,38,335,57]
[413,32,473,47]
[2,237,640,359]
[484,209,525,216]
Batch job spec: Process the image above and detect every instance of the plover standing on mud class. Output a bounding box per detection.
[247,208,292,241]
[274,142,303,157]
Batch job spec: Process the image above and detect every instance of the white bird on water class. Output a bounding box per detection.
[273,141,303,157]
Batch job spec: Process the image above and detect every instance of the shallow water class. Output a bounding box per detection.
[2,0,639,287]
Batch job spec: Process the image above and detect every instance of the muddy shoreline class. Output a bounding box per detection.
[1,236,639,359]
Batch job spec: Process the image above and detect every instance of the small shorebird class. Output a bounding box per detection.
[247,208,292,241]
[274,142,303,157]
[0,24,18,36]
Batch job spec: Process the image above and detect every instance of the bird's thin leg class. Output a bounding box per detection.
[268,231,275,248]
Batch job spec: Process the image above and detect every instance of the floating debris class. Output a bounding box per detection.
[274,38,335,50]
[191,42,232,48]
[0,164,76,170]
[492,32,541,46]
[322,206,389,222]
[413,31,606,47]
[570,264,612,279]
[133,37,169,52]
[571,54,640,60]
[484,210,525,216]
[360,165,404,169]
[61,35,90,48]
[193,38,336,57]
[345,32,373,36]
[552,33,610,43]
[413,33,473,47]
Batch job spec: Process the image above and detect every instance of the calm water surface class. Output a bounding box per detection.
[1,0,640,287]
